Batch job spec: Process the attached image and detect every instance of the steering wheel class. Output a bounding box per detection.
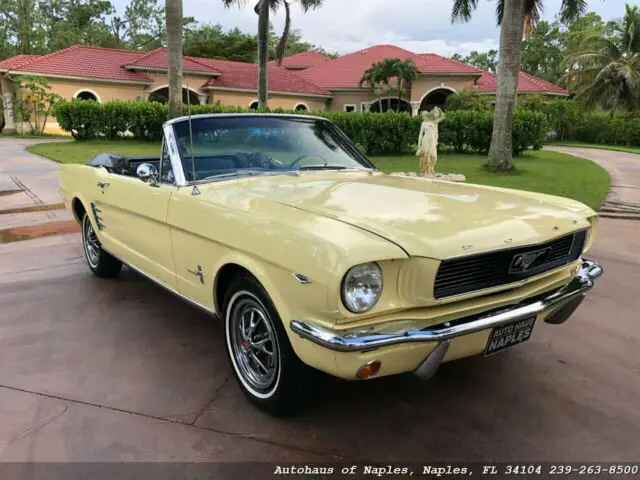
[289,154,328,169]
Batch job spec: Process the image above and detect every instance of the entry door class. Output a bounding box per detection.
[92,168,176,289]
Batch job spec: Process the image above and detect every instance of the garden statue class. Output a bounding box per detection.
[416,106,445,176]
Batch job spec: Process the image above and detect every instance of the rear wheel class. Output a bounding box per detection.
[223,274,319,416]
[81,214,122,278]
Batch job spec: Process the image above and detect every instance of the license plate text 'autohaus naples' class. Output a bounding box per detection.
[485,316,536,356]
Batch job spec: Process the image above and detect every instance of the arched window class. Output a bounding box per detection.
[249,101,259,110]
[74,90,99,102]
[294,103,309,112]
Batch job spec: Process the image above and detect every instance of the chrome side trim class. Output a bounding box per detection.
[290,260,603,353]
[103,247,215,317]
[90,201,104,230]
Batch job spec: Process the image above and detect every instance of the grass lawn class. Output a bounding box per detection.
[28,140,611,210]
[546,141,640,155]
[27,140,160,164]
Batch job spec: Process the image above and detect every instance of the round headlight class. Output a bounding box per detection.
[342,263,383,313]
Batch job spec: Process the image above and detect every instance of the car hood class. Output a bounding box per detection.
[201,172,595,259]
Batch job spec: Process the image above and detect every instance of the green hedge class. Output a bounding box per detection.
[53,99,547,155]
[542,99,640,147]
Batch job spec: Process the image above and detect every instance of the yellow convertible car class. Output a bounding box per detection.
[59,114,603,415]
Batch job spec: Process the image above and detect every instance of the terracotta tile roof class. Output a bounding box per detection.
[199,58,331,96]
[0,44,568,97]
[299,44,481,89]
[477,70,568,95]
[268,51,329,68]
[1,45,153,82]
[0,54,42,70]
[124,48,221,75]
[416,53,482,74]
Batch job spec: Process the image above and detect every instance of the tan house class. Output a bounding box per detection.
[0,44,567,134]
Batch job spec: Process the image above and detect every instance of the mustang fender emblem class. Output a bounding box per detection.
[510,248,551,273]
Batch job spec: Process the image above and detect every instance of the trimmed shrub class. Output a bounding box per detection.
[54,99,105,140]
[541,99,640,147]
[52,100,547,155]
[542,99,582,141]
[438,109,546,155]
[445,92,491,111]
[512,109,548,153]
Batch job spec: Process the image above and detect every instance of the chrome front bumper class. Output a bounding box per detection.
[290,260,603,354]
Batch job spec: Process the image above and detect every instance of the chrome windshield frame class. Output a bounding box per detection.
[161,113,378,187]
[162,122,188,187]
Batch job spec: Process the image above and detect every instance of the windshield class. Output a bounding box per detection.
[171,115,375,182]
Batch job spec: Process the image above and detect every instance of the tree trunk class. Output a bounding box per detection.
[486,0,527,170]
[257,0,270,109]
[166,0,183,119]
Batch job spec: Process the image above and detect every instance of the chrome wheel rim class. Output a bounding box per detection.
[230,297,279,392]
[83,217,100,268]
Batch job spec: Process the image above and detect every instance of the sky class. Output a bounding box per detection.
[128,0,624,56]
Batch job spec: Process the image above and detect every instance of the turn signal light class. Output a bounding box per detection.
[356,360,381,380]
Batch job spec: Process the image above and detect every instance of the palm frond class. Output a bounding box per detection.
[300,0,323,12]
[451,0,478,23]
[559,0,588,24]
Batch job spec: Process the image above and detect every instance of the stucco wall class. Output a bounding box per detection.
[211,90,327,111]
[47,80,146,102]
[330,92,380,112]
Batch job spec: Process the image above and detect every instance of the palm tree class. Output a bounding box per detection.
[376,57,400,112]
[166,0,183,119]
[360,58,410,112]
[395,59,419,112]
[563,4,640,115]
[452,0,587,170]
[359,63,385,110]
[223,0,323,109]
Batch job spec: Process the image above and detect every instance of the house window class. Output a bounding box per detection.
[294,103,309,112]
[249,101,259,110]
[74,90,100,102]
[344,104,357,112]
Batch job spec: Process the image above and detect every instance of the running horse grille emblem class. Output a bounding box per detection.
[509,247,551,273]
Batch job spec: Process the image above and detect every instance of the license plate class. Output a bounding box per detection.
[484,316,536,356]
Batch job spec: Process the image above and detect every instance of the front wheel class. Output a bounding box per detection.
[223,274,319,416]
[81,213,122,278]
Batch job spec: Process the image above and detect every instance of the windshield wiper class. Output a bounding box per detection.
[200,169,265,181]
[297,165,349,171]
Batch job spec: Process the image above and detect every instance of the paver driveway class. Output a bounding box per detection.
[0,141,639,471]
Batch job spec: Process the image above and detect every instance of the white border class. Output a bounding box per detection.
[293,102,309,111]
[148,84,202,100]
[343,104,357,112]
[417,86,457,106]
[72,88,102,102]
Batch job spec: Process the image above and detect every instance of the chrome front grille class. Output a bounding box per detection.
[434,230,587,299]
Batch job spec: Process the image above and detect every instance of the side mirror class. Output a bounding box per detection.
[136,163,158,186]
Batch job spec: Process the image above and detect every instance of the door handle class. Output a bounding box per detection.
[97,181,110,193]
